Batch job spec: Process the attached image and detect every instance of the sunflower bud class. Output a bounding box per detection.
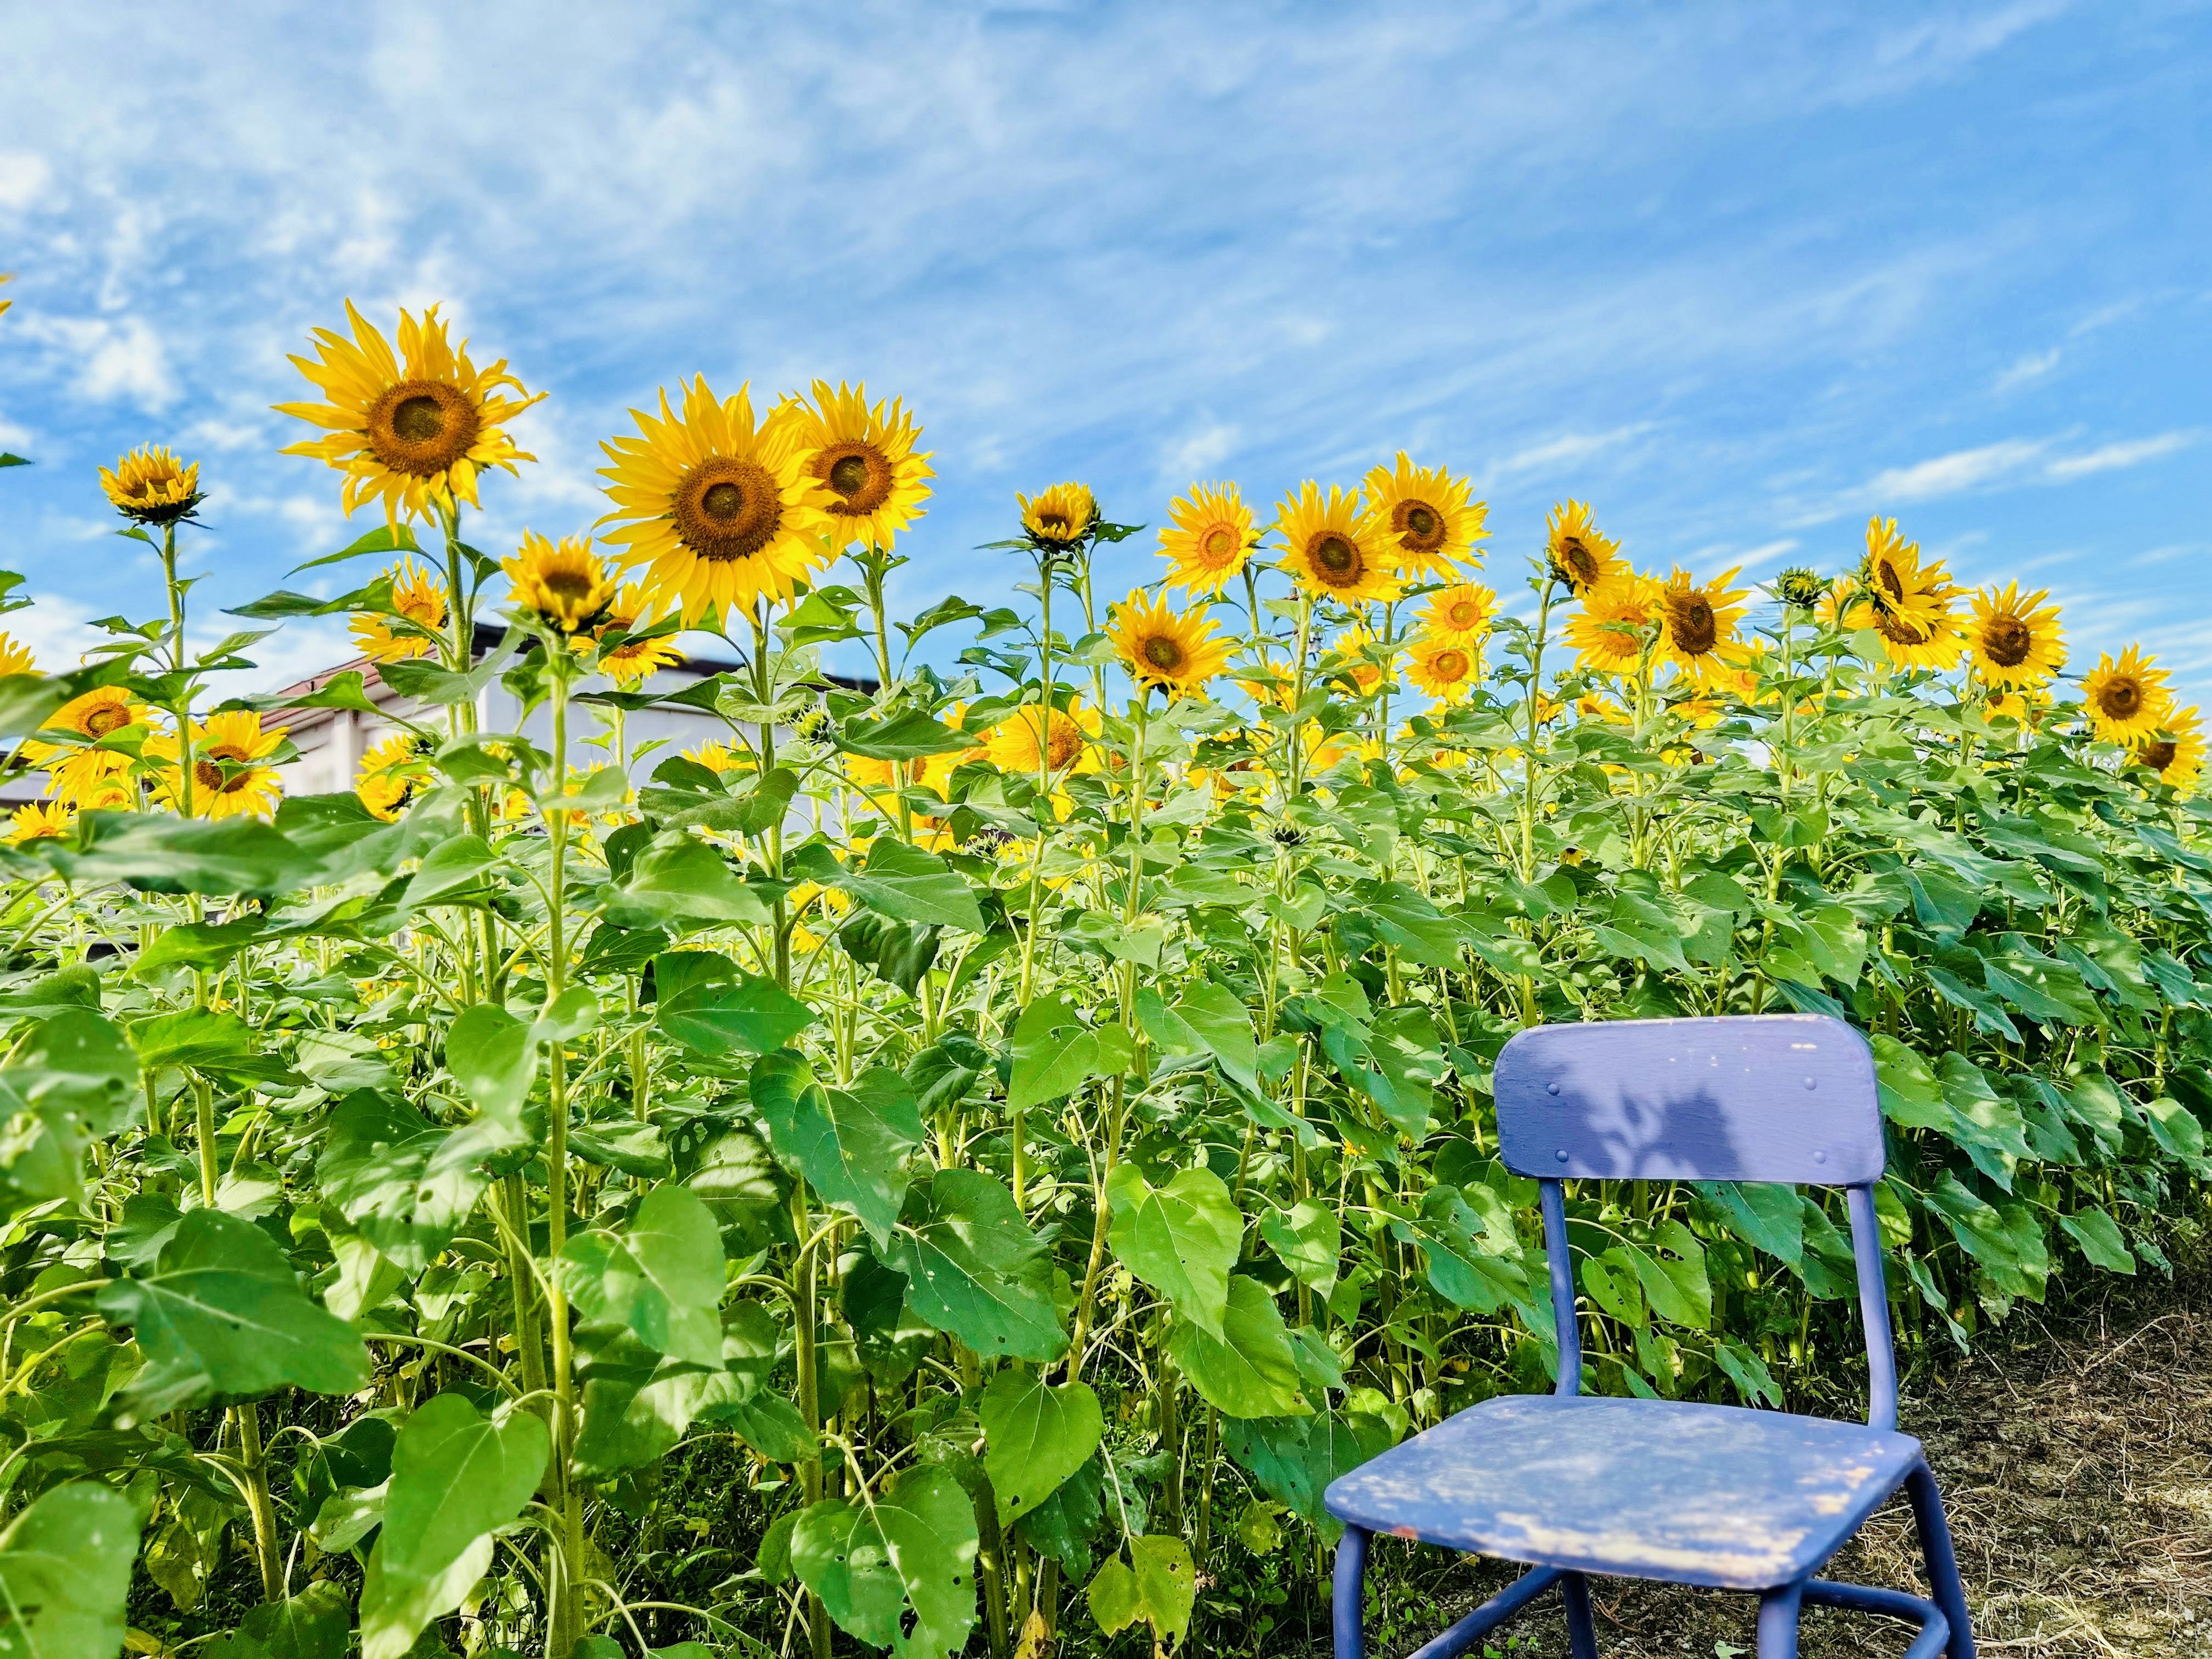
[1775,567,1828,611]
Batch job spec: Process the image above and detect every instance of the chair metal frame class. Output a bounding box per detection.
[1325,1014,1976,1659]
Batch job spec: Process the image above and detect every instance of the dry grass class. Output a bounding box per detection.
[1356,1270,2212,1658]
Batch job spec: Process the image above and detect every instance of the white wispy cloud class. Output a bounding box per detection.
[2045,430,2198,480]
[1993,347,2059,392]
[1868,439,2048,502]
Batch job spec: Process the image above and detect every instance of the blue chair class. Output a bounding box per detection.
[1324,1014,1975,1659]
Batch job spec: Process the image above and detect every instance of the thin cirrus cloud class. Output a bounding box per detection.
[0,1,2205,694]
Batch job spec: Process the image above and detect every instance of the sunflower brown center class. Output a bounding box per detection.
[79,703,131,738]
[1310,533,1360,583]
[1433,649,1470,681]
[1448,601,1480,628]
[1395,501,1445,552]
[1669,593,1718,656]
[817,442,895,516]
[365,379,480,478]
[1142,635,1185,672]
[1557,538,1596,586]
[2142,739,2179,771]
[1982,615,2033,668]
[1044,720,1084,770]
[194,748,255,795]
[538,566,599,604]
[1874,611,1929,647]
[2099,677,2142,719]
[675,457,785,564]
[1200,526,1236,559]
[1877,559,1906,603]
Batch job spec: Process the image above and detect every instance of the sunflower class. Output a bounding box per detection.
[22,684,147,809]
[687,741,757,775]
[1985,686,2049,727]
[592,585,683,685]
[1575,692,1630,726]
[1563,573,1661,677]
[2081,646,2172,745]
[1847,517,1962,671]
[0,634,30,679]
[1967,583,2064,690]
[783,380,933,553]
[99,446,204,526]
[1018,482,1098,551]
[1108,589,1233,694]
[597,377,834,627]
[1158,483,1253,595]
[505,532,619,634]
[147,711,286,819]
[1405,634,1479,703]
[1656,566,1751,685]
[1362,454,1486,584]
[1328,623,1393,693]
[277,301,543,524]
[357,734,434,822]
[983,702,1101,778]
[2133,704,2205,794]
[7,802,72,844]
[351,559,449,663]
[1274,482,1398,603]
[1419,582,1498,647]
[1546,501,1622,595]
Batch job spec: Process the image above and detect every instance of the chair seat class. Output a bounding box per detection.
[1324,1394,1923,1591]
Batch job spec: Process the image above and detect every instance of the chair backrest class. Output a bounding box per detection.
[1494,1013,1882,1184]
[1491,1014,1898,1427]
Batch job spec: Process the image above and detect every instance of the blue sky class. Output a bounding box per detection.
[0,1,2206,696]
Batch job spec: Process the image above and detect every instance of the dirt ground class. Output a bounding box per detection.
[1366,1269,2212,1658]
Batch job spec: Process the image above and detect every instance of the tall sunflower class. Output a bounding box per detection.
[1018,482,1098,551]
[2134,705,2205,794]
[1405,634,1479,703]
[1108,590,1233,694]
[2081,646,2172,744]
[276,301,543,524]
[357,734,434,822]
[1546,501,1622,595]
[782,380,933,553]
[1362,453,1486,584]
[147,712,286,820]
[351,559,449,664]
[1967,583,2065,690]
[1159,483,1253,595]
[99,446,204,525]
[22,685,147,809]
[592,584,684,685]
[598,378,833,626]
[8,802,72,845]
[1657,566,1751,685]
[1419,582,1498,647]
[1563,573,1661,677]
[983,702,1101,778]
[1273,482,1398,604]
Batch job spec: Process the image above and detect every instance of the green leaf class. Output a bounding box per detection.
[657,957,815,1057]
[291,522,421,573]
[1163,1277,1309,1418]
[206,1580,352,1659]
[980,1370,1104,1525]
[98,1209,372,1419]
[1392,1187,1525,1314]
[1106,1164,1243,1338]
[2141,1095,2207,1165]
[831,838,986,933]
[886,1169,1065,1361]
[1221,1412,1395,1541]
[317,1090,490,1273]
[1007,995,1130,1112]
[1712,1339,1784,1407]
[1087,1535,1195,1649]
[837,709,976,760]
[752,1054,923,1248]
[1696,1183,1804,1268]
[791,1464,980,1659]
[444,1003,534,1131]
[358,1394,549,1659]
[1355,880,1464,970]
[609,835,770,929]
[130,918,267,978]
[44,810,320,896]
[1259,1199,1340,1298]
[0,1483,142,1659]
[2057,1206,2136,1274]
[128,1008,280,1078]
[560,1184,728,1364]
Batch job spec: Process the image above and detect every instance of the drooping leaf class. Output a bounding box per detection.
[316,1090,490,1272]
[752,1054,923,1247]
[1086,1535,1195,1649]
[1105,1164,1242,1338]
[790,1464,979,1659]
[885,1170,1065,1361]
[444,1003,535,1131]
[1162,1277,1309,1418]
[559,1184,727,1365]
[0,1483,142,1659]
[979,1370,1103,1526]
[1259,1199,1340,1298]
[1221,1411,1395,1542]
[656,957,815,1056]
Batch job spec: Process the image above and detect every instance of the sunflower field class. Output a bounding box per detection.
[0,291,2207,1659]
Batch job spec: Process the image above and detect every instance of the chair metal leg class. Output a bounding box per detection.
[1332,1525,1370,1659]
[1907,1463,1977,1659]
[1560,1570,1599,1658]
[1757,1581,1804,1658]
